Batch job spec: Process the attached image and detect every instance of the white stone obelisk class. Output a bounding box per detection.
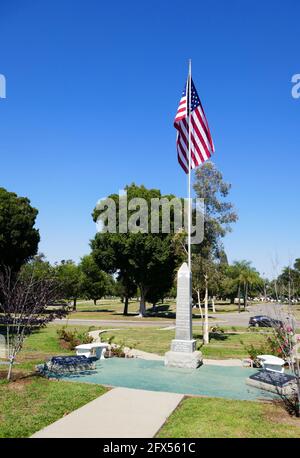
[164,262,202,369]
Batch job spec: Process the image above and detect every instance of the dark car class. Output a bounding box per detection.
[249,315,283,328]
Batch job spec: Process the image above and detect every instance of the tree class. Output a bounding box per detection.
[80,255,113,305]
[0,267,69,381]
[114,275,137,315]
[190,162,238,341]
[91,184,179,317]
[0,187,40,273]
[55,260,82,310]
[20,253,53,280]
[294,258,300,272]
[277,266,300,300]
[193,162,238,260]
[223,261,263,310]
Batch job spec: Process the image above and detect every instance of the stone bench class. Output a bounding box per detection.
[257,354,285,373]
[75,343,109,360]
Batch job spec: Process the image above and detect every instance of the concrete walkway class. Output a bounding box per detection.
[31,387,183,438]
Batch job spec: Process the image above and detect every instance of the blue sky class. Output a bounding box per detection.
[0,0,299,278]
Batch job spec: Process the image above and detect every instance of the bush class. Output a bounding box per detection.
[209,325,224,334]
[105,336,128,358]
[56,327,93,350]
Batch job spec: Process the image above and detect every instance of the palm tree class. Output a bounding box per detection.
[230,261,262,311]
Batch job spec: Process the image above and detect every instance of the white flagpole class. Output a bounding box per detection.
[188,59,192,275]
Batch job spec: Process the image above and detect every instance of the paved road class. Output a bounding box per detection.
[212,303,300,328]
[54,303,299,329]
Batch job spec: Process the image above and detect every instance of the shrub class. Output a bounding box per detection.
[209,325,224,334]
[56,327,93,350]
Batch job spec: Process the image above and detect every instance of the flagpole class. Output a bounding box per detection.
[188,59,192,275]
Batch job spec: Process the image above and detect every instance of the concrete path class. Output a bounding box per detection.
[204,358,243,367]
[31,387,183,438]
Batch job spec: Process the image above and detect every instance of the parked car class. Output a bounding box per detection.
[248,315,283,328]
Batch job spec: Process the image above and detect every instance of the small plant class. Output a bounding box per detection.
[57,327,93,350]
[104,336,129,358]
[109,345,126,358]
[209,325,224,334]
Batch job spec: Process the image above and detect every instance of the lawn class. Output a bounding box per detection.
[68,298,241,321]
[0,323,298,439]
[71,299,175,320]
[11,325,90,372]
[0,375,106,438]
[99,327,266,359]
[0,324,268,379]
[158,397,300,438]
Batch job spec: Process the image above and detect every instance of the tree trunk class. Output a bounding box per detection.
[7,356,14,381]
[196,289,204,340]
[73,297,77,311]
[238,284,241,313]
[196,290,203,320]
[123,296,129,315]
[211,295,216,313]
[203,278,209,344]
[244,282,248,309]
[93,299,97,305]
[138,289,147,317]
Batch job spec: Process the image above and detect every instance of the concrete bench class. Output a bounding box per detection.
[257,354,285,373]
[75,343,109,360]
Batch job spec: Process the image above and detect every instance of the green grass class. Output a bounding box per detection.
[16,325,92,371]
[1,323,271,377]
[158,397,300,438]
[71,299,174,320]
[101,327,266,359]
[0,376,106,438]
[69,298,239,321]
[2,324,269,374]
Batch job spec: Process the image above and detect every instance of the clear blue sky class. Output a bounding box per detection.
[0,0,299,278]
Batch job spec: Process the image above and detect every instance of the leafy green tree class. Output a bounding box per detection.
[222,260,263,310]
[193,162,238,260]
[91,184,179,316]
[114,275,137,315]
[192,256,216,343]
[0,187,40,272]
[20,253,53,280]
[80,255,113,305]
[185,162,238,335]
[294,259,300,272]
[277,266,300,300]
[55,260,82,310]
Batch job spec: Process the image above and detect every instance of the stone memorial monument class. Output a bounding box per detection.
[165,262,202,369]
[246,370,297,396]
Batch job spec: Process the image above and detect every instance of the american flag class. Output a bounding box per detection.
[174,78,214,173]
